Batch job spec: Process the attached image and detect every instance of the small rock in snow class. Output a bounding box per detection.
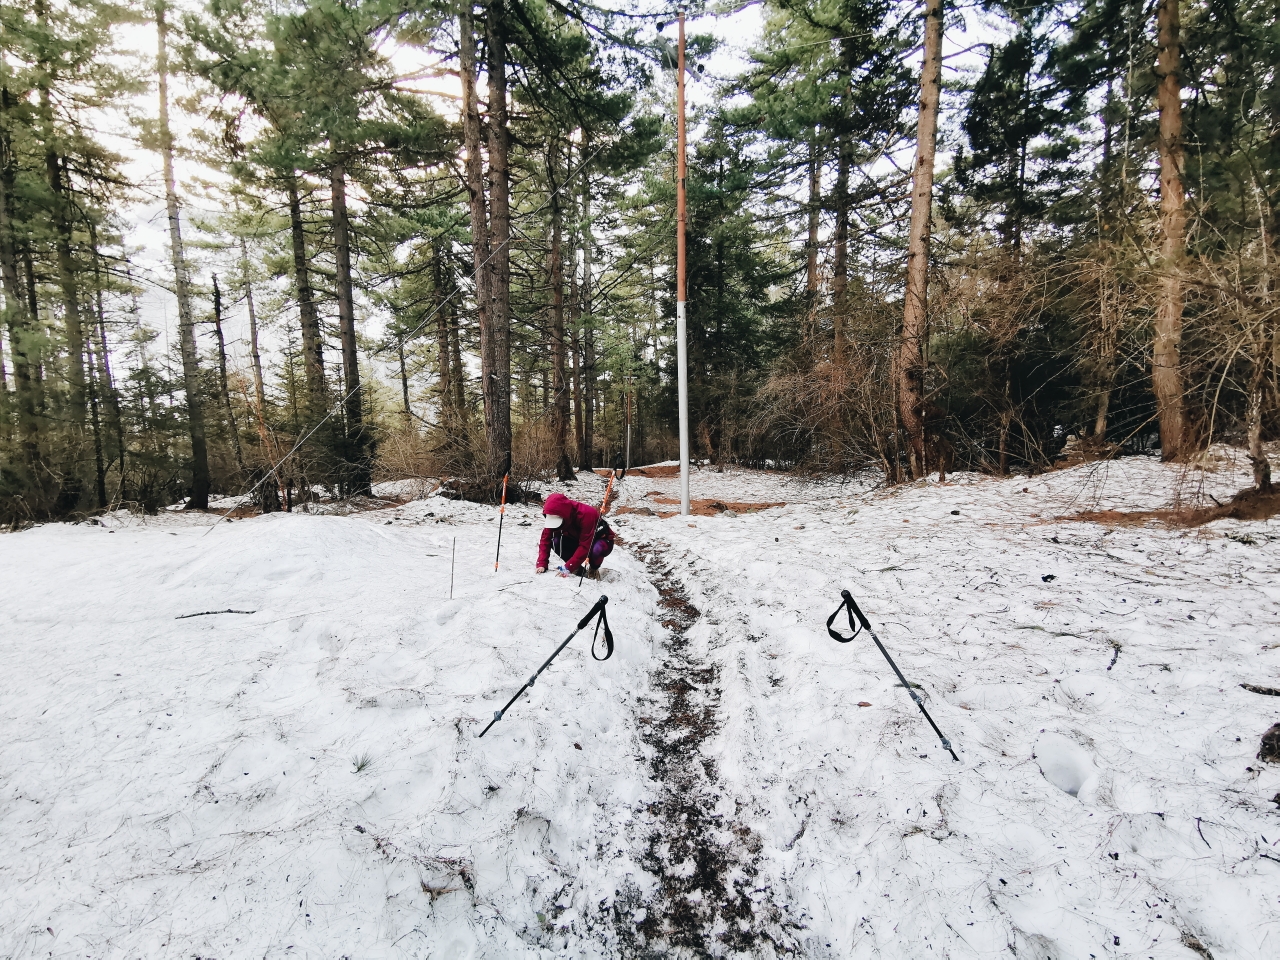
[722,510,737,518]
[1259,724,1280,764]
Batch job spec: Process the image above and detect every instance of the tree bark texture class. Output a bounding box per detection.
[806,133,820,299]
[1093,263,1119,440]
[581,154,595,469]
[287,177,325,408]
[90,231,125,498]
[239,237,270,440]
[211,274,244,474]
[1247,327,1273,492]
[330,159,370,493]
[432,243,453,428]
[86,334,106,508]
[35,0,85,425]
[832,139,849,364]
[896,0,943,480]
[157,1,210,509]
[482,1,513,481]
[1153,0,1187,461]
[0,86,41,474]
[548,143,572,480]
[570,287,584,467]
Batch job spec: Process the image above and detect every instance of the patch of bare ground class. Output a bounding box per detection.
[617,498,785,519]
[1062,488,1280,527]
[618,542,797,958]
[599,465,683,478]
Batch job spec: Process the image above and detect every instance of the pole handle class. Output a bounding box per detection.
[840,589,872,632]
[577,594,609,631]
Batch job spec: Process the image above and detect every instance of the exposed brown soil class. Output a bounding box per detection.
[618,542,795,957]
[598,465,683,478]
[617,497,785,519]
[1062,488,1280,527]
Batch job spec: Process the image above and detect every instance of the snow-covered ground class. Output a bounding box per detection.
[2,452,1278,958]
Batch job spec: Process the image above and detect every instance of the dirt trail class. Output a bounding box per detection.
[621,541,797,958]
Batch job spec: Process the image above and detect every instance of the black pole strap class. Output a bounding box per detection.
[828,589,960,762]
[477,595,612,738]
[590,603,614,661]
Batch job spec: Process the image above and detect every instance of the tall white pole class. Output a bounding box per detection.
[676,8,690,516]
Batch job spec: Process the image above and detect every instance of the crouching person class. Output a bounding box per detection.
[536,492,614,578]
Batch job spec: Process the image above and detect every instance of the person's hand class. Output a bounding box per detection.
[555,565,570,578]
[535,566,546,574]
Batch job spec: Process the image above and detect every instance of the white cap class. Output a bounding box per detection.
[543,514,564,529]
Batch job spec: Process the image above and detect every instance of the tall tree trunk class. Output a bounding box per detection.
[22,248,45,392]
[806,132,820,299]
[581,147,595,469]
[330,159,369,493]
[90,226,125,499]
[287,177,325,408]
[398,339,411,424]
[35,1,86,425]
[1093,264,1119,441]
[239,236,268,433]
[449,290,465,419]
[235,246,277,510]
[459,2,492,465]
[1247,327,1273,493]
[1249,200,1274,493]
[570,275,585,468]
[432,243,453,429]
[86,332,107,508]
[832,138,849,364]
[896,0,943,481]
[157,1,210,509]
[482,1,513,482]
[1153,0,1187,461]
[548,140,572,480]
[211,274,244,474]
[0,86,41,477]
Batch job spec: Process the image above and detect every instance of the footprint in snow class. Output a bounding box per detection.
[1035,732,1099,800]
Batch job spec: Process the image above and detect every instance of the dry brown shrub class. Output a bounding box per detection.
[751,347,897,477]
[512,416,561,480]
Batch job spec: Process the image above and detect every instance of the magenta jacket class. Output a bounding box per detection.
[537,492,601,572]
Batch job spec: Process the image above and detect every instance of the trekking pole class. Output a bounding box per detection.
[827,589,960,762]
[577,467,624,586]
[493,453,511,572]
[477,594,614,738]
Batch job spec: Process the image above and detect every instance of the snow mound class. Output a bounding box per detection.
[1034,732,1098,798]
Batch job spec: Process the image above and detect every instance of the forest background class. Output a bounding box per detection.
[0,0,1276,521]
